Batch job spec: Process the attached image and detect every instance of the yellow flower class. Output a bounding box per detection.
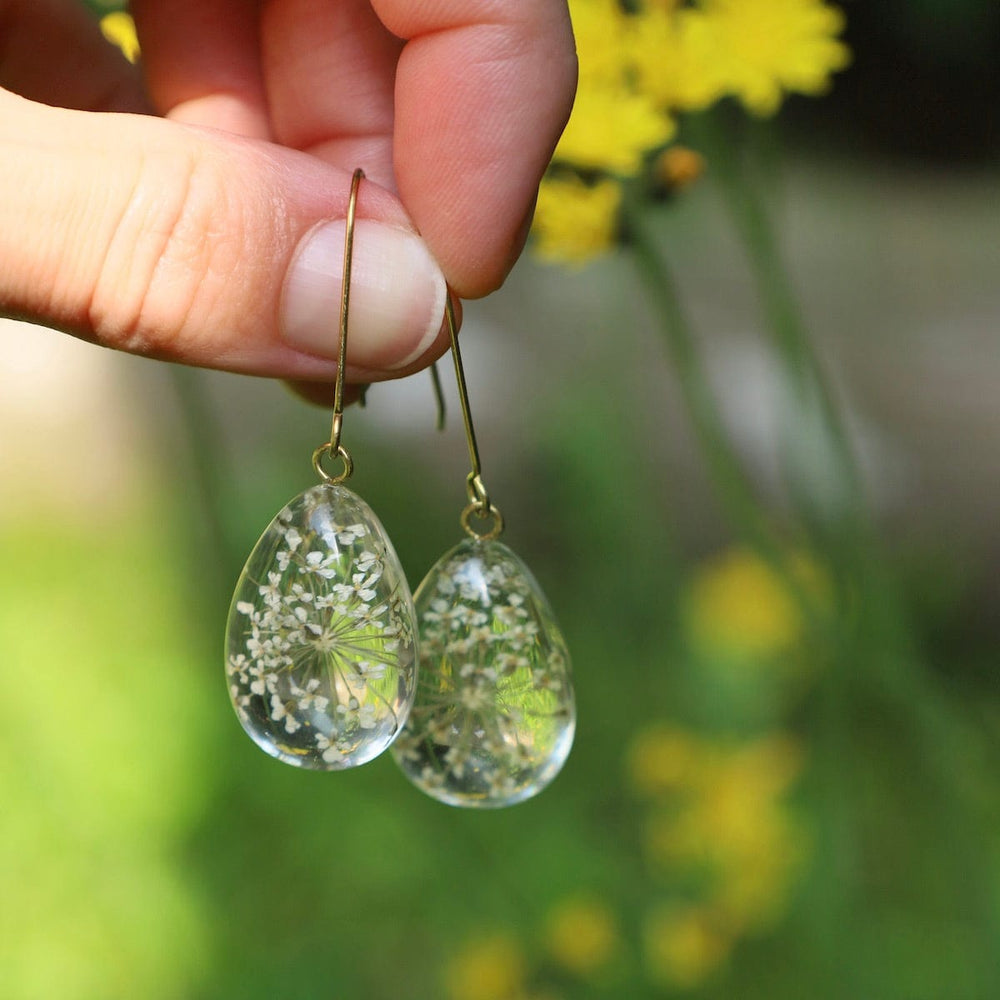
[654,146,707,193]
[100,12,140,64]
[556,0,675,174]
[643,904,731,989]
[641,734,808,932]
[700,0,851,115]
[444,934,526,1000]
[569,0,633,88]
[685,547,827,661]
[555,82,674,175]
[627,726,704,797]
[545,897,620,978]
[629,7,731,113]
[532,175,623,266]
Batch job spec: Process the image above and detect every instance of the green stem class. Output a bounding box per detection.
[623,195,830,635]
[703,118,864,509]
[167,366,242,592]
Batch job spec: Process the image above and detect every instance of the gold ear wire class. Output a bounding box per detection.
[439,294,505,540]
[312,167,364,484]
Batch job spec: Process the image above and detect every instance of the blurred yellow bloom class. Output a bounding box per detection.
[702,0,851,115]
[569,0,633,87]
[533,0,848,264]
[555,83,674,175]
[655,146,707,192]
[634,729,808,934]
[555,0,675,174]
[685,546,828,660]
[100,12,140,63]
[532,175,623,266]
[627,725,704,797]
[629,7,731,112]
[643,904,730,989]
[444,934,526,1000]
[545,897,620,978]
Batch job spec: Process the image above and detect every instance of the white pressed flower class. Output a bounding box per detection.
[302,550,339,579]
[357,660,387,682]
[315,732,345,763]
[292,677,329,712]
[505,622,540,651]
[420,765,447,789]
[444,746,468,778]
[468,625,497,648]
[248,663,269,696]
[352,601,387,631]
[258,571,282,606]
[495,601,529,627]
[488,770,518,798]
[269,694,301,734]
[358,704,377,730]
[236,601,255,617]
[532,667,562,692]
[496,651,530,675]
[355,550,382,575]
[460,685,491,712]
[227,654,249,681]
[337,523,367,545]
[332,572,378,604]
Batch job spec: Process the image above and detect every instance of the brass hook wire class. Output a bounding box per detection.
[444,295,504,540]
[312,167,363,485]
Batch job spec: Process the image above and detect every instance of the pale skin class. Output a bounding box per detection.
[0,0,577,397]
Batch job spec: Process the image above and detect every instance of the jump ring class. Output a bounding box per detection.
[312,443,354,484]
[460,501,504,541]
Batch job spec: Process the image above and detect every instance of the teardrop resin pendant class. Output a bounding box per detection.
[392,538,575,807]
[225,483,417,769]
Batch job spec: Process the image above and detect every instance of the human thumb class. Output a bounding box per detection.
[0,92,448,380]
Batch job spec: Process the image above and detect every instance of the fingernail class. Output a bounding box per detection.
[282,220,447,370]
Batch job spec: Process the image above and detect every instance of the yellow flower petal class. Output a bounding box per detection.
[444,934,526,1000]
[531,175,624,266]
[555,82,675,175]
[699,0,851,116]
[545,897,620,978]
[643,904,731,989]
[100,12,140,64]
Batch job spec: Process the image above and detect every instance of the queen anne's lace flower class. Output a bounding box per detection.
[392,539,575,807]
[226,485,417,770]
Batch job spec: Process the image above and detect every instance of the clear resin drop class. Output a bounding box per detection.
[392,538,575,807]
[225,483,417,769]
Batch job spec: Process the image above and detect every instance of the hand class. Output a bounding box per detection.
[0,0,576,386]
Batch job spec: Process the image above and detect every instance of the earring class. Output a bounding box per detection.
[392,298,576,807]
[225,170,418,770]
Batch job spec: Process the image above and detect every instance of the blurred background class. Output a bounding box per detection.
[2,1,999,997]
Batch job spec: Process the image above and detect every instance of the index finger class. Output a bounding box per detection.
[374,0,577,298]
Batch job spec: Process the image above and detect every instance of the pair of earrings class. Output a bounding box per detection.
[224,171,575,808]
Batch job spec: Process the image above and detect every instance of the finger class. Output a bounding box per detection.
[130,0,271,138]
[0,0,145,112]
[0,92,449,380]
[260,0,402,191]
[374,0,577,297]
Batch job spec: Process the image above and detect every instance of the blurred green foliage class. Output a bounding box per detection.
[2,366,998,997]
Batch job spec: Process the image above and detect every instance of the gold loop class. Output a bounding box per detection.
[460,501,504,541]
[312,443,354,484]
[466,472,490,509]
